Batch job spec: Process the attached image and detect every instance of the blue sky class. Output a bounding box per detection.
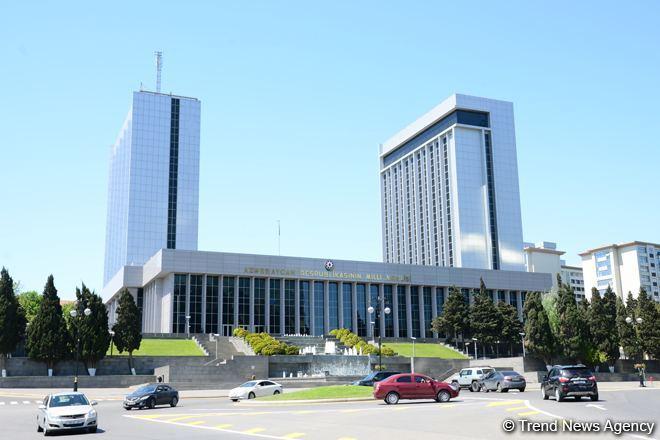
[1,1,658,300]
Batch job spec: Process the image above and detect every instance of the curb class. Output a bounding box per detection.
[242,397,376,405]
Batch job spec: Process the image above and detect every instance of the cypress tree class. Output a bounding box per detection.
[26,275,69,373]
[616,293,641,360]
[576,298,594,364]
[523,291,555,364]
[497,301,523,356]
[112,289,142,373]
[601,287,620,367]
[430,286,469,344]
[556,280,581,362]
[0,268,26,376]
[73,284,111,370]
[636,289,660,360]
[469,279,501,350]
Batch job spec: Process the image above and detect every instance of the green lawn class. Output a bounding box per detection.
[383,342,468,359]
[259,385,374,401]
[106,338,205,356]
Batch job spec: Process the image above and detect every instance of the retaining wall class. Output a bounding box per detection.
[0,375,154,389]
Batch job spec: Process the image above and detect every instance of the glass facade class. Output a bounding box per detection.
[222,277,235,331]
[254,278,266,332]
[166,98,180,249]
[238,278,250,329]
[384,285,394,337]
[436,287,444,315]
[328,282,339,332]
[269,279,281,334]
[313,281,324,336]
[172,274,187,334]
[370,285,379,336]
[423,287,432,338]
[205,276,218,333]
[356,284,367,337]
[397,286,407,337]
[284,280,296,334]
[189,275,203,333]
[342,283,353,331]
[299,281,311,335]
[411,286,420,337]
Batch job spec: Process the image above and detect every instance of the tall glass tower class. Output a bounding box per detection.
[103,91,200,285]
[380,94,525,271]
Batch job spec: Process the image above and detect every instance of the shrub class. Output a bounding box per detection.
[234,329,299,356]
[285,345,300,355]
[379,346,396,356]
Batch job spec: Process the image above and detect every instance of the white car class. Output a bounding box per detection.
[37,392,98,436]
[229,380,283,401]
[450,367,496,392]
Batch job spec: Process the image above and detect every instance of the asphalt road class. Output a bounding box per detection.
[1,385,658,440]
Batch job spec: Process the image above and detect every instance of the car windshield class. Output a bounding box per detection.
[240,381,258,388]
[134,385,157,394]
[363,373,377,380]
[561,368,592,378]
[49,394,89,407]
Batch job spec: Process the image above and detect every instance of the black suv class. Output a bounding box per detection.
[353,371,400,386]
[541,365,598,402]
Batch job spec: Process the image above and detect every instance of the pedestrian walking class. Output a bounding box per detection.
[636,364,646,387]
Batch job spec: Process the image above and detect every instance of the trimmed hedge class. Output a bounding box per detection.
[233,328,299,356]
[329,328,396,356]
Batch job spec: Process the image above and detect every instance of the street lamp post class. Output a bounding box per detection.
[69,307,92,392]
[495,340,500,358]
[368,300,391,371]
[185,315,191,339]
[109,331,115,356]
[472,338,478,360]
[519,332,526,358]
[411,337,417,373]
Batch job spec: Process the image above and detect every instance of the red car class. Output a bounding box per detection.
[373,373,459,404]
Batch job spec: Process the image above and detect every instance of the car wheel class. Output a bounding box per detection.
[273,390,280,395]
[88,427,98,433]
[497,383,503,393]
[520,388,525,393]
[555,389,563,402]
[590,394,599,402]
[542,386,548,400]
[124,407,132,411]
[574,396,582,401]
[148,398,156,409]
[170,396,178,407]
[43,428,50,437]
[470,381,479,392]
[248,392,255,400]
[436,390,451,403]
[385,392,399,405]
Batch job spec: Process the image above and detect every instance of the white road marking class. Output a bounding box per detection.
[22,401,30,404]
[10,401,18,405]
[0,402,5,405]
[585,403,607,411]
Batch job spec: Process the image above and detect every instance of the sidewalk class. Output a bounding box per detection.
[0,387,234,400]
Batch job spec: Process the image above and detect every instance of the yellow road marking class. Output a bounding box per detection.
[518,410,541,416]
[134,414,168,419]
[168,415,201,422]
[283,433,306,439]
[215,424,233,429]
[487,400,523,407]
[188,421,205,426]
[505,406,528,412]
[243,427,266,434]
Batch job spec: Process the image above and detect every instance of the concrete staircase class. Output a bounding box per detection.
[190,334,246,360]
[275,336,326,353]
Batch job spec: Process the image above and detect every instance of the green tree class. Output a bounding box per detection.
[17,290,42,324]
[72,284,111,370]
[523,291,555,364]
[556,279,582,362]
[616,293,641,360]
[636,289,660,359]
[0,268,26,376]
[469,279,501,351]
[430,286,469,344]
[541,291,559,336]
[26,275,70,373]
[497,301,523,356]
[576,298,595,364]
[601,287,620,366]
[111,289,142,372]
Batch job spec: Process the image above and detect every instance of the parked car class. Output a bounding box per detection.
[229,380,283,401]
[450,367,496,392]
[353,371,400,386]
[478,370,526,392]
[541,365,598,402]
[373,373,459,404]
[37,392,98,436]
[123,383,179,410]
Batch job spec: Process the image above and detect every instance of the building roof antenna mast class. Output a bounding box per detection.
[155,51,163,93]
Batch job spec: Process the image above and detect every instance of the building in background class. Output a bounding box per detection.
[580,241,660,301]
[103,91,200,286]
[380,94,525,271]
[524,241,584,300]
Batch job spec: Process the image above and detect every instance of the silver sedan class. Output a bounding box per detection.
[37,392,98,435]
[478,370,526,392]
